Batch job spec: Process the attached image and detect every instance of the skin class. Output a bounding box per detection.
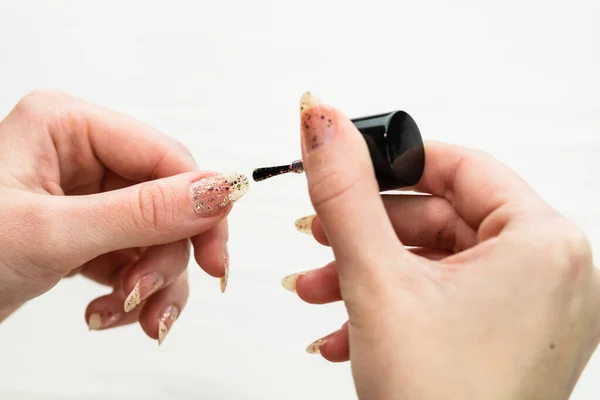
[0,90,598,398]
[289,92,600,399]
[0,90,237,340]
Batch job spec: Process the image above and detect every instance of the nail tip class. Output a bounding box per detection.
[123,301,136,313]
[306,338,327,355]
[220,251,229,293]
[158,321,167,345]
[281,275,299,293]
[300,92,322,111]
[294,215,315,235]
[224,172,250,203]
[157,306,179,346]
[87,314,102,331]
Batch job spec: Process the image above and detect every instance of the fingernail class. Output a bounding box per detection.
[158,305,180,346]
[306,337,328,354]
[300,92,337,153]
[220,245,229,293]
[124,273,165,313]
[294,215,316,235]
[281,273,304,293]
[88,311,121,331]
[190,173,250,218]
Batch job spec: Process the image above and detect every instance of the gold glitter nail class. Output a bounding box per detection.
[294,215,316,235]
[220,245,229,293]
[306,337,328,354]
[158,305,180,345]
[282,273,304,293]
[124,273,164,313]
[190,173,249,218]
[88,311,121,331]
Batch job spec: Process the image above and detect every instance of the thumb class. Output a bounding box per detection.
[58,171,249,259]
[299,92,404,286]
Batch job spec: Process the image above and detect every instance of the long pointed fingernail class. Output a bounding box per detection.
[295,215,316,235]
[282,273,304,293]
[88,311,121,331]
[220,245,230,293]
[124,273,165,312]
[300,92,337,153]
[158,305,180,346]
[306,337,329,354]
[190,173,250,218]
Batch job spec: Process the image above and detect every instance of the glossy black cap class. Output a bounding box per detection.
[352,111,424,191]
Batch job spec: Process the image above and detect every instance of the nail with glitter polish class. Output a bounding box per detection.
[220,245,230,293]
[190,173,249,218]
[306,337,329,354]
[282,273,303,293]
[88,311,121,331]
[300,92,337,152]
[158,305,179,345]
[295,215,315,235]
[124,273,165,312]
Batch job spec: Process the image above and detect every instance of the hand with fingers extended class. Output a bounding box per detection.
[0,91,249,344]
[283,92,600,399]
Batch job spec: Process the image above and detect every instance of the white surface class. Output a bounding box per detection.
[0,1,599,399]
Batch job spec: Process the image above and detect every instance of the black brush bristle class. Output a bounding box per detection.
[252,165,291,182]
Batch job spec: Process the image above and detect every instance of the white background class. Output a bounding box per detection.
[0,1,599,399]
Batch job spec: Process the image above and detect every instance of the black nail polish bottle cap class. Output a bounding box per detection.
[352,111,425,191]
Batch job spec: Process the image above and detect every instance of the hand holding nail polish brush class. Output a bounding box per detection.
[273,92,599,400]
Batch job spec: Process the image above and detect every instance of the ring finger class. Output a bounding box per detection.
[121,240,190,313]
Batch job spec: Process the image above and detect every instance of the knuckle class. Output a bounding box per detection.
[534,217,593,279]
[15,89,68,115]
[167,139,198,170]
[308,167,362,213]
[174,139,194,159]
[131,182,179,233]
[430,198,460,251]
[555,222,593,275]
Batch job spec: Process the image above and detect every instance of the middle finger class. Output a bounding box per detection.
[297,194,478,253]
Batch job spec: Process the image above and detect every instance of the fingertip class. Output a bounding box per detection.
[306,323,350,362]
[192,220,229,279]
[295,264,342,305]
[139,275,188,342]
[294,214,329,246]
[311,217,330,246]
[294,215,316,235]
[86,293,137,331]
[319,343,349,363]
[320,323,349,362]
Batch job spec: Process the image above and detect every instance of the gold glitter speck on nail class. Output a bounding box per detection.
[158,305,180,345]
[124,274,164,313]
[190,173,249,217]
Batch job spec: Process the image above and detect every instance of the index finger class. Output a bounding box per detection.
[412,141,547,232]
[80,101,198,179]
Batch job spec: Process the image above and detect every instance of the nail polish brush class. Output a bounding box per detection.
[252,110,425,191]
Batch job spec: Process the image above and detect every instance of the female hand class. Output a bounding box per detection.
[284,92,600,399]
[0,90,249,344]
